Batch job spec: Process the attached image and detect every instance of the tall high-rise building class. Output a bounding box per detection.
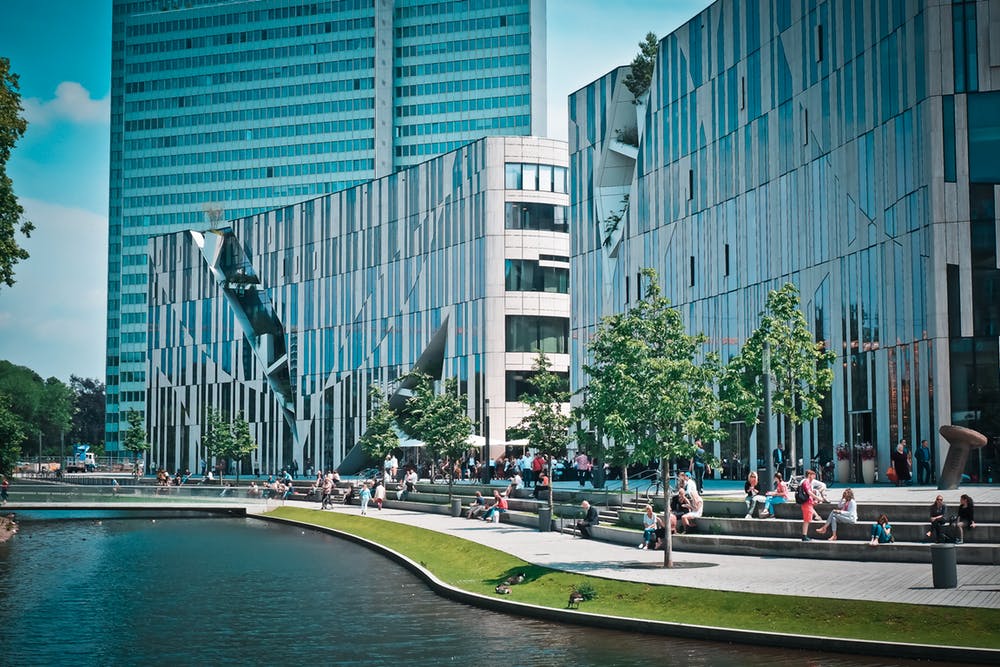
[108,0,546,449]
[570,0,999,481]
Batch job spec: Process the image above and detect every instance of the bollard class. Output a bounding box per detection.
[931,543,958,589]
[451,497,462,517]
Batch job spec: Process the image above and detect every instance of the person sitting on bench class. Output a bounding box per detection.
[575,500,600,538]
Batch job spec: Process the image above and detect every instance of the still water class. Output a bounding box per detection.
[1,512,936,666]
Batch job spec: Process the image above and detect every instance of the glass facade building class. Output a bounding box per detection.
[107,0,546,449]
[569,0,1000,482]
[146,136,568,475]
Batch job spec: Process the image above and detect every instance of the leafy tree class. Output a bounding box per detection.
[581,268,724,567]
[0,361,73,456]
[68,376,105,447]
[226,413,258,485]
[359,385,400,471]
[623,32,659,98]
[723,283,835,476]
[201,408,232,477]
[400,373,473,500]
[0,57,33,288]
[122,409,149,466]
[0,391,26,475]
[514,352,571,512]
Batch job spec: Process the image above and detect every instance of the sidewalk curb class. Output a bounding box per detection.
[255,512,1000,665]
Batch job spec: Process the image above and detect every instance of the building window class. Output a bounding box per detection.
[967,91,1000,183]
[689,256,695,287]
[724,244,730,276]
[953,1,978,93]
[505,202,568,232]
[943,95,957,183]
[504,163,568,193]
[688,169,694,200]
[505,315,569,354]
[505,163,522,189]
[504,259,569,293]
[505,369,569,401]
[817,24,824,62]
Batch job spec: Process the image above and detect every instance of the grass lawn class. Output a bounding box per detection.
[266,506,1000,649]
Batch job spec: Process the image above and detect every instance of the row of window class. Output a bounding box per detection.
[124,96,373,132]
[124,177,369,211]
[126,78,375,114]
[394,0,524,20]
[125,138,374,172]
[124,117,373,152]
[127,17,375,57]
[504,163,569,194]
[395,139,490,158]
[125,39,375,75]
[395,93,527,118]
[394,53,528,78]
[125,58,374,95]
[394,13,528,39]
[505,315,569,354]
[125,157,372,192]
[395,114,528,138]
[125,1,372,37]
[504,202,568,233]
[394,32,528,59]
[395,73,529,98]
[504,259,569,293]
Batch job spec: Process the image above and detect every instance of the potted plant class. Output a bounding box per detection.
[858,443,877,484]
[835,443,851,484]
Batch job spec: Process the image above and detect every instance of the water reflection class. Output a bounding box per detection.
[0,515,952,666]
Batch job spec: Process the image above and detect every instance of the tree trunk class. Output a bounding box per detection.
[546,454,554,513]
[621,465,629,492]
[662,457,673,568]
[788,414,798,477]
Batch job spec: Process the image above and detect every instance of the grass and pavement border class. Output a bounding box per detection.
[261,506,999,664]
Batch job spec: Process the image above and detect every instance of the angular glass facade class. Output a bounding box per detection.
[570,0,999,482]
[107,0,546,450]
[147,137,568,475]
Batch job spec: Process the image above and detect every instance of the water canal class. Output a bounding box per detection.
[0,512,949,666]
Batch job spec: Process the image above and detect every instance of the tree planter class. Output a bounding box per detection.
[837,459,851,484]
[861,458,876,485]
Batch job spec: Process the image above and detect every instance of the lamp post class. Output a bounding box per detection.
[481,397,491,483]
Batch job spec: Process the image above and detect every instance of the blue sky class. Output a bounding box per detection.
[0,0,710,382]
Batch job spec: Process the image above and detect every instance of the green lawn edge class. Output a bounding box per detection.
[266,506,1000,649]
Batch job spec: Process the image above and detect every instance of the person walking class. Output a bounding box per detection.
[359,482,372,515]
[890,440,911,486]
[689,439,707,494]
[798,470,823,541]
[916,440,932,485]
[1,475,9,506]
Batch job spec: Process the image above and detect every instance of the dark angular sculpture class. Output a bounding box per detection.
[937,425,987,490]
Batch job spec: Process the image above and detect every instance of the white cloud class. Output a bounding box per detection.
[0,198,107,380]
[22,81,110,126]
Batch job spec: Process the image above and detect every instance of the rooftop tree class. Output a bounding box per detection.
[581,268,724,567]
[623,32,659,98]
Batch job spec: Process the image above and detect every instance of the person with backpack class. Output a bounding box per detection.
[797,470,823,541]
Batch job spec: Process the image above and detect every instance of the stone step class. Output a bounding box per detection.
[693,516,999,544]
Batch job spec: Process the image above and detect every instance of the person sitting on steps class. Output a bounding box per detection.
[574,500,599,538]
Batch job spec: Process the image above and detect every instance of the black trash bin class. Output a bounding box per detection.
[931,543,958,589]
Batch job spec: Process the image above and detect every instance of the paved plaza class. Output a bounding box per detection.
[275,483,1000,610]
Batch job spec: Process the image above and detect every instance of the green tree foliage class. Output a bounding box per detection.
[722,283,835,473]
[580,268,723,567]
[623,32,659,98]
[68,376,105,447]
[400,372,473,500]
[0,391,26,474]
[514,352,571,511]
[122,409,149,462]
[0,361,73,456]
[0,57,33,288]
[359,385,400,470]
[201,408,257,482]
